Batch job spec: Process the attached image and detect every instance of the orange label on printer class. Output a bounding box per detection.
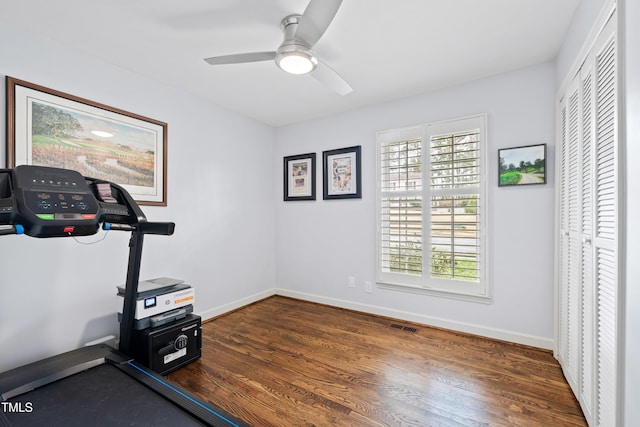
[174,295,193,304]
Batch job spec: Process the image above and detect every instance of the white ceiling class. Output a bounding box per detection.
[1,0,579,127]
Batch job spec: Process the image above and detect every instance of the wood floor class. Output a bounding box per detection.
[166,296,586,427]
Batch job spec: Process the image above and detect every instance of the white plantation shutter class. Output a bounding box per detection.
[429,130,481,282]
[377,115,487,298]
[379,136,423,279]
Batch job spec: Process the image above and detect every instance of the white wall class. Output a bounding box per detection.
[555,0,609,89]
[0,21,276,372]
[621,0,640,425]
[275,62,557,348]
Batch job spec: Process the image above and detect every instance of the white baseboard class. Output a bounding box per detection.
[196,288,276,321]
[197,288,553,350]
[275,289,553,350]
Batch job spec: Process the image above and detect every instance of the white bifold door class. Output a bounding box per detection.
[556,11,619,427]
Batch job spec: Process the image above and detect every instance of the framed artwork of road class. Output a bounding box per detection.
[6,76,168,206]
[498,144,546,187]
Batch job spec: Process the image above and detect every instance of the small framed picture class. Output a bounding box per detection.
[323,145,361,200]
[498,144,546,187]
[284,153,316,201]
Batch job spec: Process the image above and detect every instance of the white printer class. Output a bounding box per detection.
[116,277,195,330]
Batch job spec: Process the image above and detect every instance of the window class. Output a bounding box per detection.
[376,115,488,299]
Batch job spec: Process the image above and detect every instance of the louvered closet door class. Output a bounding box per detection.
[558,93,569,370]
[579,60,596,422]
[557,13,617,427]
[559,76,583,394]
[591,16,618,427]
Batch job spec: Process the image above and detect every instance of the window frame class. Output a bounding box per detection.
[376,115,490,301]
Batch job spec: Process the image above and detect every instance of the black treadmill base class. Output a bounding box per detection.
[0,345,249,427]
[5,364,207,427]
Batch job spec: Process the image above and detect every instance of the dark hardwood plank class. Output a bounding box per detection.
[167,296,586,427]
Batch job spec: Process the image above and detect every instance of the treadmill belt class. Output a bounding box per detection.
[5,364,208,426]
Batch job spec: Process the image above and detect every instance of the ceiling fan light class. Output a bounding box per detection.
[276,49,317,75]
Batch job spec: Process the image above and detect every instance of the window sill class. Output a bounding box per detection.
[376,281,492,304]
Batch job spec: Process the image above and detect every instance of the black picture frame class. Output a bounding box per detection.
[498,144,546,187]
[284,153,316,201]
[323,145,362,200]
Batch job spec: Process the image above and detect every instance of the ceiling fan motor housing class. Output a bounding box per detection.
[276,14,318,74]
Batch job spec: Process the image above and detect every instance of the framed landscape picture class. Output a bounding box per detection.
[284,153,316,201]
[498,144,546,187]
[6,76,168,205]
[323,145,361,200]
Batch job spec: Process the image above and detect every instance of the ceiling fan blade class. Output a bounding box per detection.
[204,51,276,65]
[295,0,343,47]
[311,59,352,96]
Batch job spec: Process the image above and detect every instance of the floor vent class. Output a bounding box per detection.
[389,323,417,333]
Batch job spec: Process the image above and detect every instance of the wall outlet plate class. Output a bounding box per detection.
[365,281,373,293]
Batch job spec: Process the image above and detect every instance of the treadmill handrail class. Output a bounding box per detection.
[103,221,175,235]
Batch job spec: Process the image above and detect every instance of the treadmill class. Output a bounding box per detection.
[0,165,249,427]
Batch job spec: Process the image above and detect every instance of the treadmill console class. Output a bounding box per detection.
[0,165,142,238]
[13,165,100,237]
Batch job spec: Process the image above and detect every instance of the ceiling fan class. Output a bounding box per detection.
[204,0,352,96]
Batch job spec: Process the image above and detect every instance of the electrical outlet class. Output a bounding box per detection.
[348,276,356,288]
[365,281,373,293]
